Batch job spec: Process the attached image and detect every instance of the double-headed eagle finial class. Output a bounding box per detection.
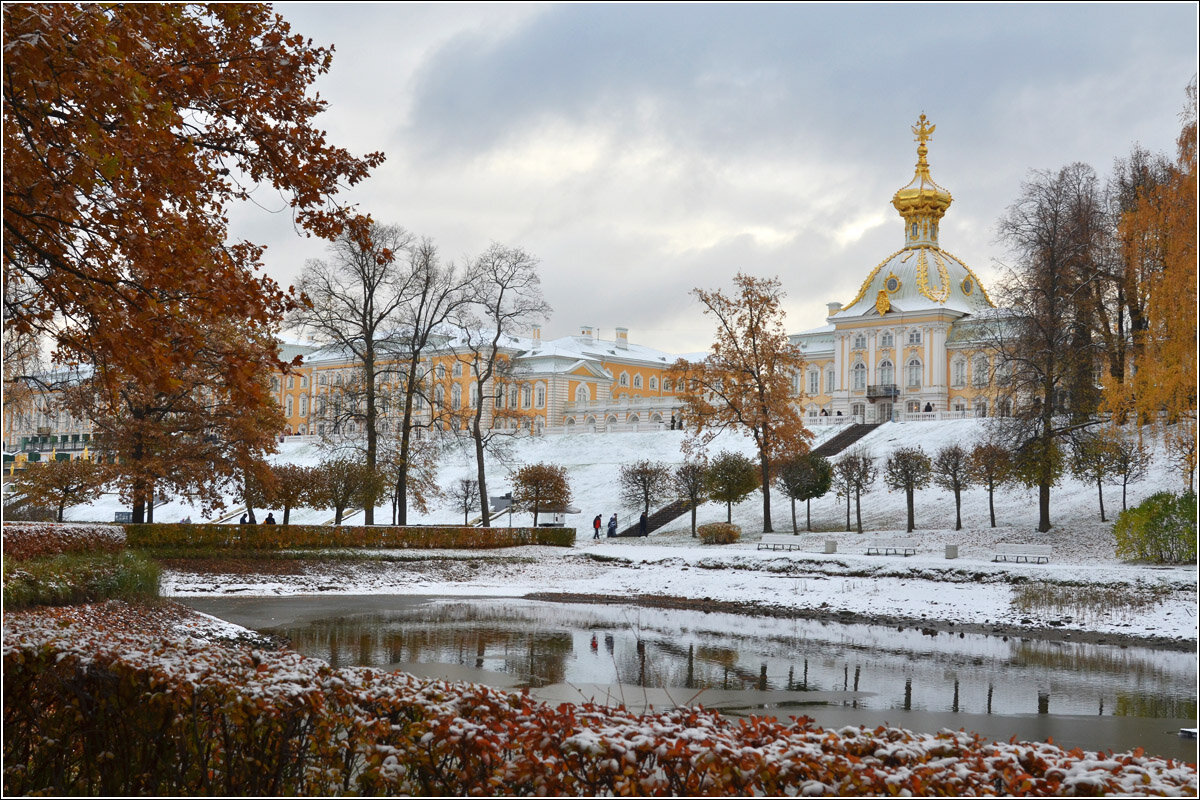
[912,113,935,146]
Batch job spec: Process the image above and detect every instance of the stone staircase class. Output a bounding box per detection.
[615,497,693,537]
[811,423,882,459]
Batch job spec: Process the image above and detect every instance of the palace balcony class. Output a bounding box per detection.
[866,384,900,400]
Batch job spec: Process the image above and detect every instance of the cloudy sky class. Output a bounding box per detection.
[231,3,1196,354]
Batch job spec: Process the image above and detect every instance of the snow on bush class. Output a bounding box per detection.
[2,522,125,561]
[4,608,1195,796]
[698,523,740,545]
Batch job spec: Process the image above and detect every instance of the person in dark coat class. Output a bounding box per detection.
[607,514,617,537]
[263,513,276,525]
[639,511,648,536]
[239,513,249,525]
[593,514,602,539]
[924,402,933,413]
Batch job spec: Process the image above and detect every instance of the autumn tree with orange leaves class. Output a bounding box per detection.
[670,274,811,533]
[1102,79,1197,431]
[3,5,383,521]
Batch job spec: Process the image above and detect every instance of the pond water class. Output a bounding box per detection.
[183,595,1198,762]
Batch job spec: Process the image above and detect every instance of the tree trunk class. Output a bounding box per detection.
[57,500,65,523]
[954,489,962,531]
[690,505,697,537]
[845,491,851,531]
[760,457,773,533]
[1038,482,1051,533]
[790,497,797,534]
[806,498,812,531]
[905,489,914,533]
[854,488,863,533]
[1122,478,1128,511]
[988,481,997,528]
[474,418,491,527]
[283,505,291,525]
[334,504,344,525]
[1096,477,1106,522]
[726,501,732,524]
[363,350,376,526]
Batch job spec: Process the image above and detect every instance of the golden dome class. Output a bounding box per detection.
[891,114,952,248]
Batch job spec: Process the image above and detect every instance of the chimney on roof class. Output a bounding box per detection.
[827,302,843,318]
[532,324,541,343]
[580,324,596,341]
[615,327,629,349]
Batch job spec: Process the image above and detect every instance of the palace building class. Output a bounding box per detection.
[4,115,1008,461]
[789,114,1005,423]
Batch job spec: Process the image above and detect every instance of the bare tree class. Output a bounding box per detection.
[671,458,709,537]
[455,244,551,526]
[449,477,480,525]
[619,460,673,520]
[990,162,1109,531]
[833,449,877,533]
[931,445,972,531]
[290,221,414,525]
[1109,432,1151,511]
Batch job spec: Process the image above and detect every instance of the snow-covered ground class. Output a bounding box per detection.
[54,417,1187,649]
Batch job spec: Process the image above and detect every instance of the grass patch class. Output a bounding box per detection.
[1011,581,1172,622]
[3,552,160,610]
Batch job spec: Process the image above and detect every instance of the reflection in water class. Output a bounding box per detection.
[229,597,1194,723]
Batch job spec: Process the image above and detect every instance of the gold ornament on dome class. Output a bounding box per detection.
[884,272,902,293]
[875,290,890,315]
[961,276,974,295]
[916,249,951,304]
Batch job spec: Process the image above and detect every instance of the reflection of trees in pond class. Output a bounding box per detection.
[275,613,572,686]
[1114,693,1197,720]
[1012,643,1178,683]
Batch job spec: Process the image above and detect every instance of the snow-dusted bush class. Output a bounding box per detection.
[1113,492,1197,564]
[698,522,740,545]
[2,522,125,561]
[4,611,1195,796]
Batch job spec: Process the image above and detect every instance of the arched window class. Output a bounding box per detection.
[469,384,478,408]
[437,364,446,379]
[974,400,988,418]
[434,385,445,408]
[318,374,328,386]
[880,332,894,349]
[826,367,836,393]
[510,385,519,408]
[877,360,894,386]
[318,396,327,415]
[495,387,505,408]
[285,396,293,416]
[995,362,1011,386]
[535,383,546,408]
[301,375,309,388]
[575,384,590,404]
[663,378,673,392]
[952,358,966,387]
[522,384,532,408]
[907,400,921,413]
[852,362,866,390]
[619,372,629,387]
[271,377,280,391]
[853,333,866,350]
[633,374,643,389]
[973,357,990,387]
[287,375,295,389]
[906,358,922,388]
[908,329,922,345]
[299,395,308,416]
[453,362,463,378]
[807,369,820,395]
[649,376,658,391]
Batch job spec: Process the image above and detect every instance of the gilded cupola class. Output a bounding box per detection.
[891,114,952,249]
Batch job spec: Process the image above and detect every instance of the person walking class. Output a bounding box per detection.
[607,514,618,538]
[639,511,648,536]
[593,514,602,539]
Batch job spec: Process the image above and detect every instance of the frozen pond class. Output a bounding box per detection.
[183,595,1198,762]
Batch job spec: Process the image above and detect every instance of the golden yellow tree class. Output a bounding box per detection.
[1104,79,1197,426]
[670,274,812,532]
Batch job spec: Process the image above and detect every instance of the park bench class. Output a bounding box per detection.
[992,543,1052,564]
[865,539,919,556]
[757,534,806,551]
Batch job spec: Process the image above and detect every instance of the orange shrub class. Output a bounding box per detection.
[698,522,740,545]
[4,610,1196,797]
[2,522,125,561]
[124,523,574,550]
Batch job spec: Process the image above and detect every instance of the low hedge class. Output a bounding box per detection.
[125,523,575,551]
[2,552,159,610]
[1113,491,1197,564]
[4,612,1196,796]
[2,522,125,562]
[698,522,741,545]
